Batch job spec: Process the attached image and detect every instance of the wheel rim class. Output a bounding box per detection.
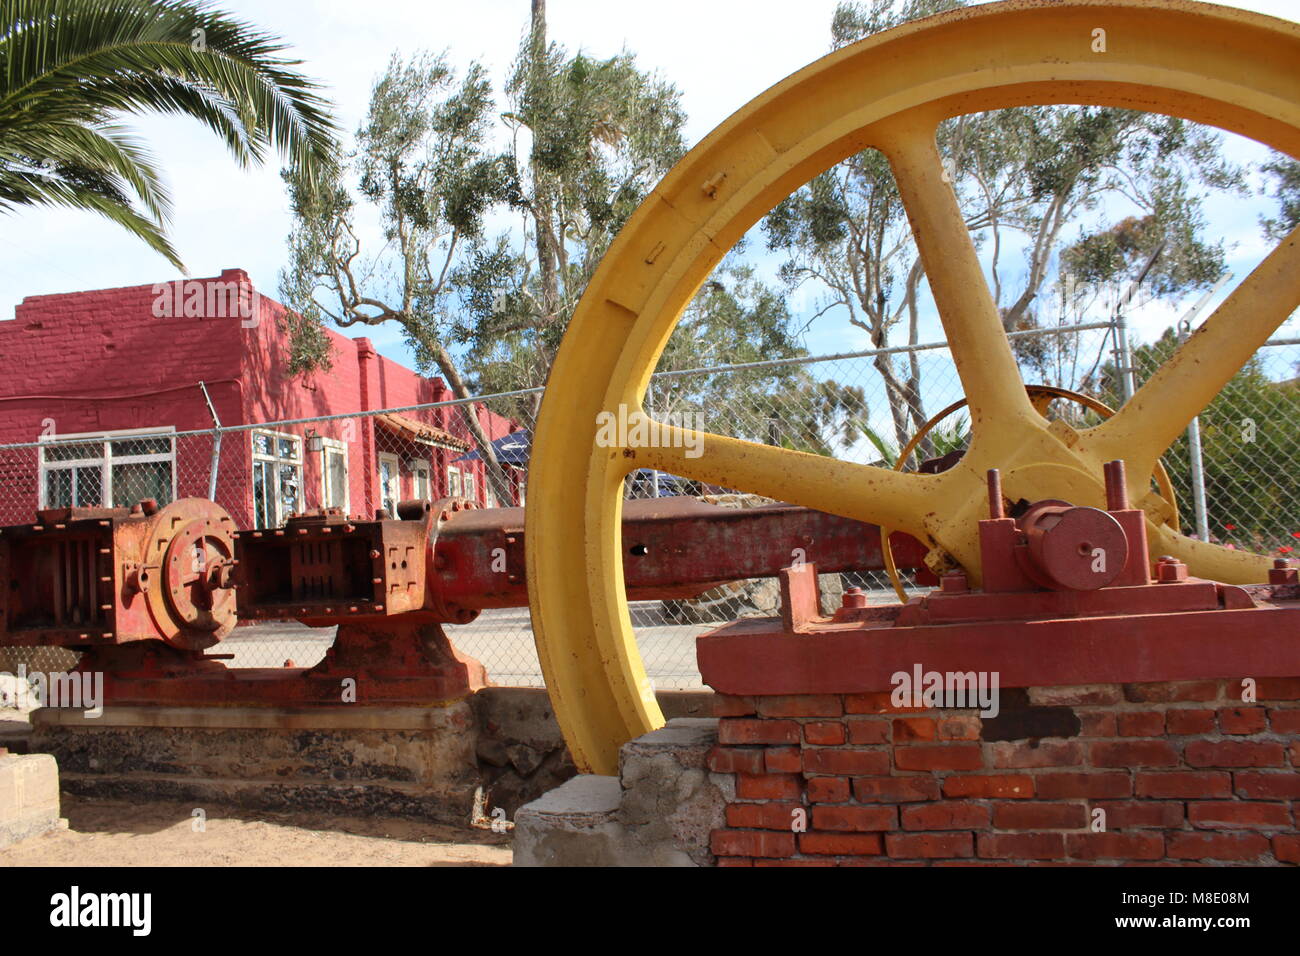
[526,0,1300,773]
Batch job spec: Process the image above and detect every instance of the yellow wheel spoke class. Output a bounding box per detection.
[629,414,945,539]
[1094,224,1300,475]
[880,118,1037,432]
[1147,522,1273,584]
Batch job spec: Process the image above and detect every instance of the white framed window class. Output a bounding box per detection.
[516,474,526,507]
[410,460,431,501]
[320,438,349,512]
[39,427,176,509]
[447,465,462,497]
[461,469,476,503]
[378,452,401,516]
[252,430,303,528]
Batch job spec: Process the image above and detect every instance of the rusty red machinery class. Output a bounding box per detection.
[697,461,1300,696]
[0,493,931,706]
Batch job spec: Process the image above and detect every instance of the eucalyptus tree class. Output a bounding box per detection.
[764,0,1244,462]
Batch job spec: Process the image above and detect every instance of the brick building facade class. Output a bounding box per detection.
[0,269,521,527]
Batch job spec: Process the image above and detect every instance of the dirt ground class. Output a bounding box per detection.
[0,794,513,867]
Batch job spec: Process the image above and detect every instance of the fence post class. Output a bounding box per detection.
[198,381,223,502]
[1175,320,1211,542]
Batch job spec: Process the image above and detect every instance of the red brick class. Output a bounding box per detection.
[1077,711,1117,736]
[764,747,802,774]
[1036,772,1132,799]
[852,776,940,803]
[755,694,843,718]
[978,833,1065,860]
[1135,771,1232,799]
[1028,684,1120,706]
[1117,711,1165,736]
[989,740,1083,769]
[1090,740,1179,768]
[1274,834,1300,864]
[902,802,990,831]
[718,718,800,745]
[803,749,889,776]
[735,773,803,800]
[1067,832,1164,861]
[1167,832,1270,861]
[1218,707,1267,735]
[887,832,974,859]
[806,777,851,802]
[726,802,804,830]
[1184,740,1285,768]
[803,721,845,746]
[799,832,884,855]
[1093,800,1184,829]
[1124,681,1221,703]
[1165,709,1216,735]
[892,717,936,742]
[1268,708,1300,733]
[713,695,756,717]
[1255,678,1300,700]
[1234,772,1300,800]
[936,716,983,740]
[844,692,923,714]
[845,718,889,744]
[992,802,1086,830]
[942,774,1034,799]
[753,858,836,867]
[813,805,898,832]
[710,829,796,858]
[1188,802,1291,829]
[707,746,764,774]
[715,857,753,866]
[895,744,984,772]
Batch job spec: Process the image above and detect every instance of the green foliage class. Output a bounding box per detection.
[768,0,1246,452]
[1094,329,1300,553]
[0,0,339,270]
[1261,154,1300,241]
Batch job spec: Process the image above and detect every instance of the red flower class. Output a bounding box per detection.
[1280,546,1295,554]
[1224,523,1237,531]
[1292,532,1300,540]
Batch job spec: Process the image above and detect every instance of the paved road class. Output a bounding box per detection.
[221,602,715,690]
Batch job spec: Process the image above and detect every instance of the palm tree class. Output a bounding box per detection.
[0,0,338,269]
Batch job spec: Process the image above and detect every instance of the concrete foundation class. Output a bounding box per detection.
[514,718,730,866]
[21,688,717,826]
[0,752,64,848]
[31,704,482,824]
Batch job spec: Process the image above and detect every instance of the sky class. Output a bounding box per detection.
[1,0,1297,371]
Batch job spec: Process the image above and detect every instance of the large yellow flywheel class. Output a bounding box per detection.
[525,0,1300,773]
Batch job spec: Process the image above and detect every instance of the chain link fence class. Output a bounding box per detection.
[2,322,1297,690]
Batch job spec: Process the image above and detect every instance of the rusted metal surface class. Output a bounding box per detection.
[0,498,236,650]
[432,497,930,616]
[697,464,1300,695]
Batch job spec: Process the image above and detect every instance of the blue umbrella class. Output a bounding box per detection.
[453,429,531,465]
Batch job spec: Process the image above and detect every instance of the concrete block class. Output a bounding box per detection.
[0,753,64,849]
[514,718,729,866]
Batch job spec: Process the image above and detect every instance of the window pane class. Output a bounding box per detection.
[111,437,171,457]
[278,437,299,460]
[254,434,272,456]
[76,466,103,506]
[253,461,268,528]
[112,461,172,507]
[279,464,300,518]
[326,451,347,509]
[43,442,102,463]
[46,469,73,507]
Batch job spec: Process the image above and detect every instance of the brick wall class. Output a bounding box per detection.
[707,680,1300,866]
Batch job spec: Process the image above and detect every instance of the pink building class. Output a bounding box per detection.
[0,269,522,527]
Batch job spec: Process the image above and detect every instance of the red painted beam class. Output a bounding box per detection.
[697,604,1300,695]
